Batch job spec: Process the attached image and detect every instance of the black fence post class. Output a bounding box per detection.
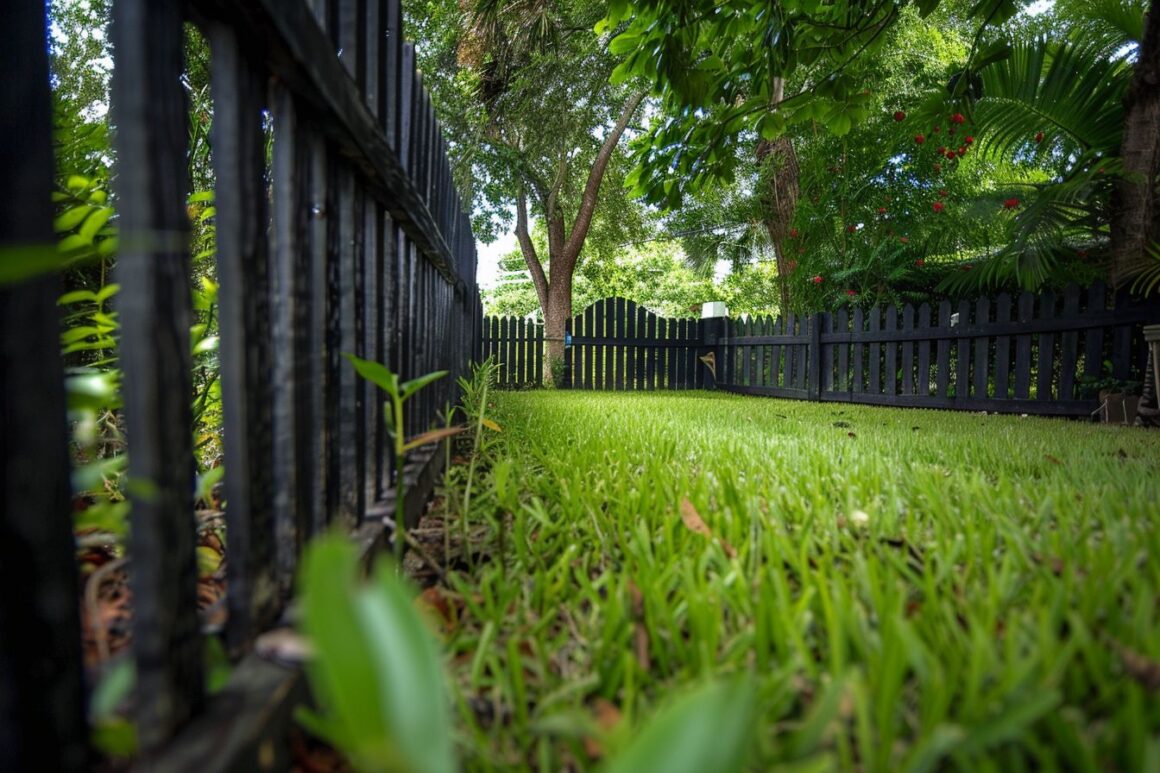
[808,312,823,401]
[0,2,88,768]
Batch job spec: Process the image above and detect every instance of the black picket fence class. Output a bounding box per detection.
[481,315,545,387]
[483,284,1159,416]
[2,0,480,768]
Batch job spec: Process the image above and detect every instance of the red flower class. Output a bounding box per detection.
[900,236,910,244]
[786,259,798,272]
[957,146,967,157]
[1035,131,1045,143]
[938,188,948,199]
[878,207,888,214]
[847,289,858,296]
[914,134,925,144]
[893,110,906,121]
[933,126,941,134]
[1003,197,1019,209]
[789,228,799,238]
[932,201,945,213]
[964,135,974,145]
[938,146,947,154]
[847,224,859,233]
[914,258,925,267]
[946,150,956,160]
[812,275,824,284]
[950,112,965,124]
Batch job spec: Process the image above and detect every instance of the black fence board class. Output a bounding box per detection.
[1059,285,1081,400]
[956,299,971,404]
[917,303,931,397]
[994,294,1011,400]
[835,310,848,392]
[1014,293,1034,399]
[210,21,279,652]
[0,2,89,766]
[973,296,990,399]
[271,84,312,591]
[1037,290,1057,401]
[901,305,915,395]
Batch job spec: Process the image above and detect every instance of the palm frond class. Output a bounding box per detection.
[973,37,1130,163]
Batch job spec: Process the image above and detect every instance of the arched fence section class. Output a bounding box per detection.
[2,0,480,767]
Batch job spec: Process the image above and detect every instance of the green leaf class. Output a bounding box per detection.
[298,536,455,773]
[343,353,400,400]
[90,659,135,721]
[0,244,66,284]
[58,289,100,306]
[95,282,120,304]
[399,370,449,401]
[80,206,115,243]
[609,33,640,56]
[193,335,219,355]
[603,679,755,773]
[66,175,92,193]
[55,204,96,233]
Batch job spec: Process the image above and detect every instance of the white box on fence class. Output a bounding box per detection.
[701,301,728,319]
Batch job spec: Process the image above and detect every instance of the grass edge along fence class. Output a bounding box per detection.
[1,0,481,768]
[483,285,1158,416]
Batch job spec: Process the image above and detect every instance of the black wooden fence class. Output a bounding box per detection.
[482,315,544,387]
[2,0,480,768]
[482,298,707,389]
[484,286,1158,415]
[717,282,1155,415]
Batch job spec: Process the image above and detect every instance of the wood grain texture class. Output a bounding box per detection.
[114,0,206,752]
[210,21,279,652]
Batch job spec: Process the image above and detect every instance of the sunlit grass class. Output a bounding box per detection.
[435,390,1160,770]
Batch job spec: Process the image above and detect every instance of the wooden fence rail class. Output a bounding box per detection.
[2,0,480,768]
[485,287,1157,414]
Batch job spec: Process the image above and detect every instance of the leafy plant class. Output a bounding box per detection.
[297,535,456,773]
[343,354,460,558]
[447,358,503,571]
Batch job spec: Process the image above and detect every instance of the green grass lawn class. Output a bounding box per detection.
[428,390,1160,770]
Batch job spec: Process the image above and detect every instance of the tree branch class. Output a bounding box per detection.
[561,90,646,266]
[516,190,550,312]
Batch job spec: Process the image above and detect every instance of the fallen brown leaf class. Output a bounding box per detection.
[584,698,623,759]
[627,580,644,618]
[679,498,737,558]
[1110,640,1160,692]
[634,623,651,672]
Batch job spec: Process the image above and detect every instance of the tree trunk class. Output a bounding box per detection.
[757,134,799,315]
[543,270,572,385]
[757,78,799,314]
[1111,1,1160,286]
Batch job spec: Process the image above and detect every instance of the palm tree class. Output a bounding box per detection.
[940,0,1157,293]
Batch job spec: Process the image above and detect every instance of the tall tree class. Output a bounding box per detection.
[1112,0,1160,286]
[408,0,647,382]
